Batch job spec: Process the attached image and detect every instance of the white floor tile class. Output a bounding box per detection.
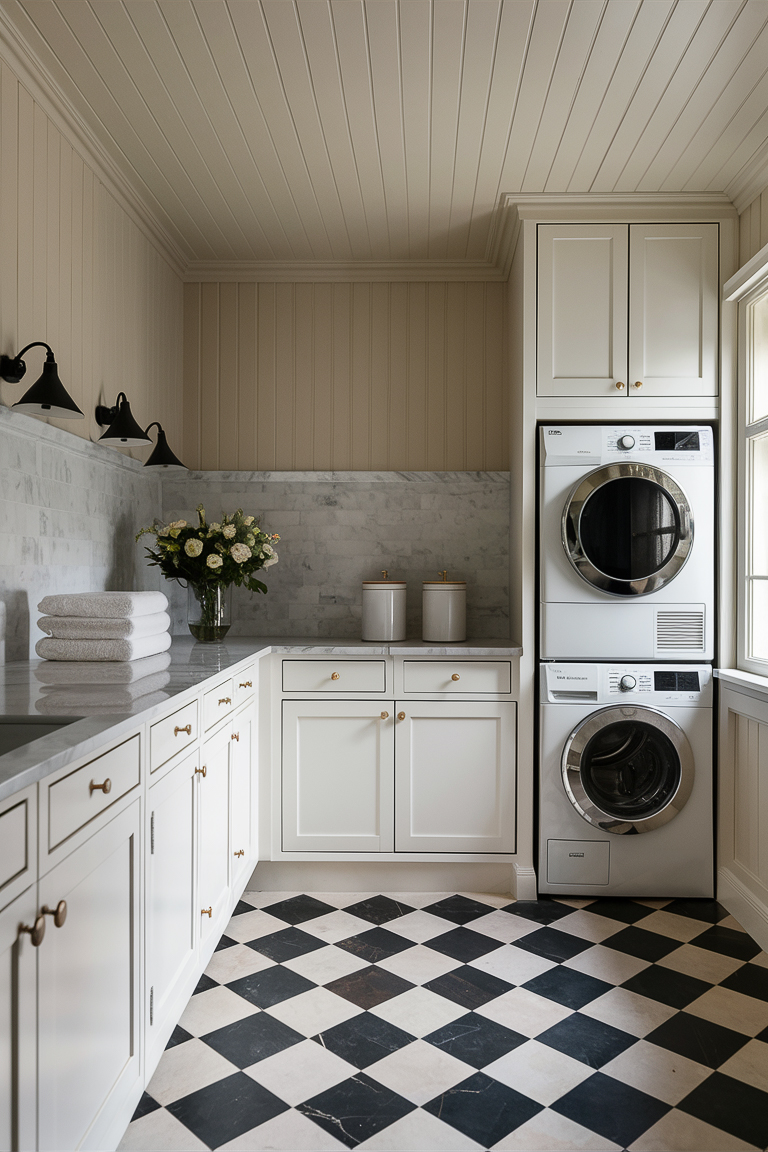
[562,944,649,984]
[750,950,768,969]
[297,910,373,943]
[657,944,744,984]
[305,892,378,909]
[204,943,276,984]
[601,1038,711,1105]
[266,986,362,1036]
[550,910,627,944]
[475,988,572,1037]
[458,892,513,909]
[636,910,716,943]
[384,891,455,909]
[492,1107,622,1151]
[365,1038,471,1104]
[244,1038,356,1106]
[683,984,768,1036]
[580,987,677,1037]
[240,891,303,909]
[117,1108,208,1151]
[377,943,461,984]
[370,986,467,1036]
[719,1038,768,1093]
[217,1107,347,1150]
[282,943,369,984]
[146,1037,237,1105]
[483,1038,593,1105]
[178,986,258,1037]
[358,1106,483,1150]
[381,910,456,943]
[468,944,557,985]
[468,910,543,944]
[224,910,287,944]
[628,1108,756,1151]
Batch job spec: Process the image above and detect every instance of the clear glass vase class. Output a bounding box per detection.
[187,582,232,642]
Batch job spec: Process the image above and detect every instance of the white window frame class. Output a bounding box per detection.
[725,242,768,675]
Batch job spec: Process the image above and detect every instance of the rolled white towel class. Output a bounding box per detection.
[38,612,171,640]
[37,591,168,619]
[39,671,171,702]
[34,651,172,684]
[35,632,172,662]
[35,690,171,717]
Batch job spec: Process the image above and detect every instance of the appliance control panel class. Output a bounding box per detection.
[541,663,713,707]
[540,425,714,467]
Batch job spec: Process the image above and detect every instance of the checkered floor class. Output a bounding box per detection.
[118,892,768,1151]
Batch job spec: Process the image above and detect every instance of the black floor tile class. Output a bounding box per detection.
[192,972,218,995]
[552,1071,669,1147]
[423,926,503,963]
[201,1011,304,1067]
[131,1091,160,1121]
[232,899,255,917]
[621,964,711,1009]
[678,1071,768,1149]
[421,894,496,924]
[226,965,316,1009]
[603,925,681,962]
[424,1011,527,1068]
[720,962,768,1001]
[645,1011,749,1068]
[342,895,415,925]
[167,1071,288,1148]
[584,899,656,925]
[691,924,763,962]
[325,966,414,1009]
[424,964,513,1011]
[500,898,575,925]
[261,894,337,925]
[297,1072,415,1148]
[246,926,326,963]
[423,1071,542,1147]
[165,1025,193,1049]
[523,966,612,1010]
[757,1024,768,1043]
[334,926,415,964]
[214,934,237,952]
[312,1013,414,1069]
[512,927,592,963]
[663,899,730,924]
[537,1012,637,1068]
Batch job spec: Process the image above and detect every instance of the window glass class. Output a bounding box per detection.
[750,432,768,577]
[750,580,768,662]
[752,293,768,423]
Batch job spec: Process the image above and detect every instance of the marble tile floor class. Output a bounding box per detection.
[118,891,768,1151]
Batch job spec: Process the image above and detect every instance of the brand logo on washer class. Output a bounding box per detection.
[569,852,585,858]
[547,429,562,435]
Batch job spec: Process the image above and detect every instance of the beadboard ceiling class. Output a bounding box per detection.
[2,0,768,276]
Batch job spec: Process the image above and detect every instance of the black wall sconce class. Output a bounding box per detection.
[144,422,186,469]
[0,342,84,419]
[96,395,186,469]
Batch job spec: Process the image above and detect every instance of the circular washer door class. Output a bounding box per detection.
[562,462,693,597]
[561,704,694,835]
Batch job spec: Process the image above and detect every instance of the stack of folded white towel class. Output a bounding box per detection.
[36,591,172,662]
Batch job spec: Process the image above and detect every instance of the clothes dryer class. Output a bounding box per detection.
[540,425,715,660]
[538,662,713,897]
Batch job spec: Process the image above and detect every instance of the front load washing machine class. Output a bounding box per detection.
[540,425,715,660]
[538,662,713,897]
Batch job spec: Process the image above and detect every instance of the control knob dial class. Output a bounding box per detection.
[619,675,637,692]
[617,435,635,450]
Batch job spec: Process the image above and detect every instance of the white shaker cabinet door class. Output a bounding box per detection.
[394,701,516,853]
[37,801,141,1152]
[537,224,628,398]
[0,888,37,1152]
[628,223,718,398]
[198,729,232,949]
[230,714,253,891]
[282,701,395,852]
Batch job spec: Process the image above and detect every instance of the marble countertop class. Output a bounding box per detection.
[0,636,522,802]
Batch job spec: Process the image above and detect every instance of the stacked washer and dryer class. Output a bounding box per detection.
[538,425,715,898]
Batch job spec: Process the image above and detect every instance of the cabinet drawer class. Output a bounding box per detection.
[48,735,140,850]
[403,661,511,694]
[0,786,36,908]
[203,679,235,729]
[282,660,386,693]
[150,700,198,772]
[233,667,255,709]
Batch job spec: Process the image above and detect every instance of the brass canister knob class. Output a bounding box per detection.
[20,915,45,947]
[90,778,112,795]
[43,901,67,928]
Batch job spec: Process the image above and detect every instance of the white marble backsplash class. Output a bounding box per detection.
[162,471,510,640]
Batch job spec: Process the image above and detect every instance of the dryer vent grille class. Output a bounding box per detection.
[655,611,705,650]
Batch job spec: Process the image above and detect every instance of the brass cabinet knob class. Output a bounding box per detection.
[380,711,389,720]
[239,681,252,688]
[219,697,232,705]
[234,849,245,858]
[397,711,406,721]
[231,732,240,742]
[174,724,192,736]
[633,380,643,389]
[42,900,67,928]
[615,381,625,390]
[20,915,45,947]
[89,778,112,795]
[202,907,212,918]
[195,765,207,778]
[451,673,460,681]
[331,672,340,680]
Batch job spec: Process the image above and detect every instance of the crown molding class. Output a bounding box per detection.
[726,140,768,214]
[502,191,738,222]
[184,259,506,283]
[0,7,188,279]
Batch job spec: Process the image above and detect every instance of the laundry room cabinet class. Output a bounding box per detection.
[536,222,718,400]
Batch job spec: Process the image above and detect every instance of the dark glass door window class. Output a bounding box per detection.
[579,478,680,581]
[580,720,681,821]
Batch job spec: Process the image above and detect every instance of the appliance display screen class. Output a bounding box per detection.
[654,431,700,451]
[654,671,700,692]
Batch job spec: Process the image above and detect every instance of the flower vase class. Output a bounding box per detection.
[187,583,232,642]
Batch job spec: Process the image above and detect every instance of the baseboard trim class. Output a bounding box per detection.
[513,863,538,901]
[250,860,516,896]
[717,866,768,953]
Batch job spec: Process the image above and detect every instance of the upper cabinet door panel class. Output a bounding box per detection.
[537,224,628,398]
[628,223,718,398]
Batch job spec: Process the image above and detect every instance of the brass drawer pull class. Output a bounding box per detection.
[195,765,207,778]
[398,712,406,721]
[202,907,212,918]
[89,778,112,795]
[231,732,239,742]
[219,697,232,705]
[239,681,252,689]
[234,849,245,858]
[174,724,192,736]
[380,711,389,720]
[451,674,460,681]
[331,672,340,680]
[615,381,625,390]
[20,915,45,947]
[43,901,67,928]
[633,380,643,389]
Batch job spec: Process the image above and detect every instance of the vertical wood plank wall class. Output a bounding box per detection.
[0,58,183,457]
[739,183,768,265]
[183,281,507,472]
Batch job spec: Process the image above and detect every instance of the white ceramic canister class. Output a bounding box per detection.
[362,572,407,641]
[422,572,466,642]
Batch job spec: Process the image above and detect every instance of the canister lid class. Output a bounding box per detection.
[363,581,406,587]
[423,580,466,587]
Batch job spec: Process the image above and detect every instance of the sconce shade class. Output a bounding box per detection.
[97,393,151,447]
[144,424,186,469]
[1,345,84,419]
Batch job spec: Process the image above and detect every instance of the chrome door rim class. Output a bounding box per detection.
[562,462,694,597]
[561,704,695,835]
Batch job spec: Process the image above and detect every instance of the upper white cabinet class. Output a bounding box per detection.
[537,222,718,400]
